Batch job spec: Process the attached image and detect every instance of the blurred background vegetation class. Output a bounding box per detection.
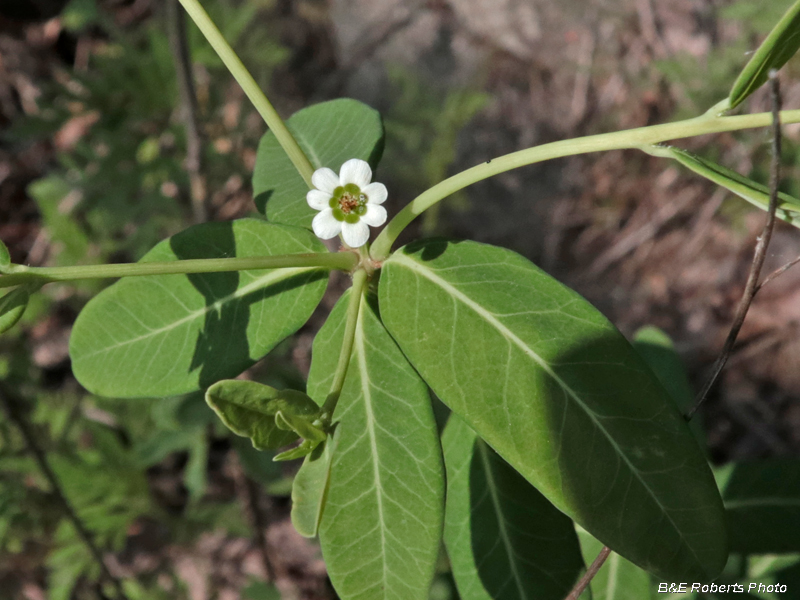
[2,0,800,598]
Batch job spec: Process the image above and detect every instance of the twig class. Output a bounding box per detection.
[755,254,800,292]
[0,386,130,600]
[167,0,207,224]
[684,72,783,422]
[563,545,612,600]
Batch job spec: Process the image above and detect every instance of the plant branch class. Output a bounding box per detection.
[167,0,207,223]
[176,0,315,187]
[563,545,612,600]
[321,268,369,420]
[0,386,130,600]
[370,104,800,260]
[0,252,358,288]
[685,73,783,422]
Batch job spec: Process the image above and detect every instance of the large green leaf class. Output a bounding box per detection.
[306,291,444,600]
[729,0,800,110]
[378,239,727,582]
[253,99,385,229]
[442,415,585,600]
[665,147,800,229]
[70,219,328,398]
[717,460,800,553]
[0,238,9,271]
[576,527,650,600]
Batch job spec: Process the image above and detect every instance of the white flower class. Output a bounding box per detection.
[306,158,388,248]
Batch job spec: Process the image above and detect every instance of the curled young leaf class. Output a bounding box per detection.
[729,0,800,110]
[291,427,339,538]
[205,379,321,451]
[0,287,29,334]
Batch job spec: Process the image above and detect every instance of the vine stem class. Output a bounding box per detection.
[370,105,800,260]
[0,386,130,600]
[321,268,369,420]
[0,252,358,288]
[685,73,783,421]
[176,0,315,187]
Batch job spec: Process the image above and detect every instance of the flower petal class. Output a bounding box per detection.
[362,182,388,205]
[339,159,372,188]
[311,168,340,194]
[341,220,370,248]
[312,209,342,240]
[360,203,387,227]
[307,189,331,211]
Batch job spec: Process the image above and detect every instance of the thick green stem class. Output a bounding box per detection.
[177,0,315,186]
[0,252,357,288]
[321,268,368,420]
[370,107,800,260]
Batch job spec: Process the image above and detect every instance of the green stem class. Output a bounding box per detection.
[177,0,315,187]
[0,252,357,288]
[370,106,800,260]
[321,268,368,420]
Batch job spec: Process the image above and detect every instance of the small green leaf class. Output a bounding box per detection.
[291,428,339,538]
[576,527,651,600]
[69,219,328,398]
[274,410,326,442]
[729,0,800,110]
[0,239,10,271]
[718,459,800,554]
[379,239,727,582]
[0,287,29,334]
[443,415,585,600]
[205,380,320,450]
[306,291,445,600]
[253,99,385,228]
[666,147,800,229]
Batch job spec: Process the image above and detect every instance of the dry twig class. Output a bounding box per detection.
[685,72,783,421]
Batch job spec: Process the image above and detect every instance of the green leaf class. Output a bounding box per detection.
[576,527,651,600]
[253,99,385,228]
[378,239,727,582]
[717,459,800,553]
[0,288,29,334]
[632,326,704,444]
[442,415,585,600]
[206,380,321,450]
[291,427,339,538]
[666,147,800,229]
[69,219,328,398]
[305,291,444,600]
[729,0,800,110]
[0,239,9,271]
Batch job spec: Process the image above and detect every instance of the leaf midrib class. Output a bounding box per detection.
[390,252,703,567]
[354,300,390,592]
[75,266,318,359]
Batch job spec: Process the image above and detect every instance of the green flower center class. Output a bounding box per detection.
[329,184,368,223]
